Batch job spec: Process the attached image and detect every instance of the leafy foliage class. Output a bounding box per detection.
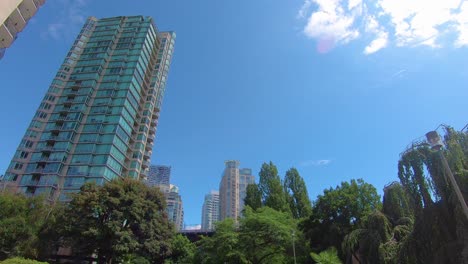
[239,206,299,264]
[342,211,392,264]
[310,248,342,264]
[165,234,196,264]
[301,179,381,258]
[396,127,468,263]
[258,162,290,213]
[0,193,50,260]
[382,182,413,223]
[0,258,48,264]
[284,168,312,219]
[196,206,308,264]
[194,218,247,264]
[244,183,262,211]
[59,178,173,263]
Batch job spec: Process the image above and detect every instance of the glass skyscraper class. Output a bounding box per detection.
[147,165,171,186]
[1,16,175,201]
[201,190,220,231]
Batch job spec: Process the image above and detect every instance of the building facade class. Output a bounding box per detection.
[0,0,46,59]
[201,190,220,231]
[147,165,171,186]
[158,184,184,231]
[1,16,175,201]
[219,160,254,222]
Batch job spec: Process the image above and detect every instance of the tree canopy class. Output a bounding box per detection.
[59,178,173,263]
[301,179,381,257]
[244,183,262,211]
[0,193,49,260]
[258,162,290,213]
[284,167,312,219]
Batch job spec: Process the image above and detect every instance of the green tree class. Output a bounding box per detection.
[239,206,303,264]
[0,257,48,264]
[310,248,342,264]
[60,178,173,263]
[342,211,393,264]
[244,183,262,210]
[301,179,381,258]
[284,168,312,219]
[165,234,196,264]
[382,182,413,223]
[0,192,50,260]
[194,219,247,264]
[396,127,468,263]
[258,162,290,213]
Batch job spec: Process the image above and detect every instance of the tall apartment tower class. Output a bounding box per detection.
[201,190,220,231]
[147,165,171,186]
[219,160,254,222]
[158,184,184,231]
[0,0,46,59]
[1,16,175,200]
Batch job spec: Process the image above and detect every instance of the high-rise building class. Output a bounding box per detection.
[0,0,46,59]
[147,165,171,186]
[158,184,184,231]
[219,160,254,222]
[1,16,175,200]
[201,190,220,231]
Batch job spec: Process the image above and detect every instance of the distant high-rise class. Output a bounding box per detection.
[201,190,219,231]
[219,160,254,222]
[158,184,184,231]
[0,0,46,59]
[147,165,171,186]
[2,16,175,200]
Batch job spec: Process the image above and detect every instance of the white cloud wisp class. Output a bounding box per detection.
[298,0,468,54]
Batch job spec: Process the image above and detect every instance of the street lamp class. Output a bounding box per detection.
[292,230,297,264]
[425,129,468,220]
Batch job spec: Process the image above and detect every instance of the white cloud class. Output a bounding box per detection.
[364,31,388,54]
[298,0,314,19]
[453,1,468,47]
[303,0,360,45]
[363,15,389,54]
[300,159,332,167]
[299,0,468,53]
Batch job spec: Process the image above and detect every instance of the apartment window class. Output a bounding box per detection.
[30,120,43,129]
[71,155,92,164]
[75,144,95,153]
[20,151,29,159]
[21,139,34,148]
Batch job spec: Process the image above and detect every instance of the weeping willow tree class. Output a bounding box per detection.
[396,126,468,264]
[342,126,468,264]
[342,210,396,264]
[382,182,413,224]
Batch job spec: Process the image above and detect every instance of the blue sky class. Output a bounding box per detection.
[0,0,467,227]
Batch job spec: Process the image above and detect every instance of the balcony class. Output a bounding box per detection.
[50,125,63,132]
[0,25,14,49]
[8,8,27,33]
[46,135,58,142]
[37,156,49,164]
[149,127,156,134]
[23,180,40,186]
[141,160,150,169]
[18,0,39,21]
[31,167,44,174]
[143,151,152,159]
[40,145,54,152]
